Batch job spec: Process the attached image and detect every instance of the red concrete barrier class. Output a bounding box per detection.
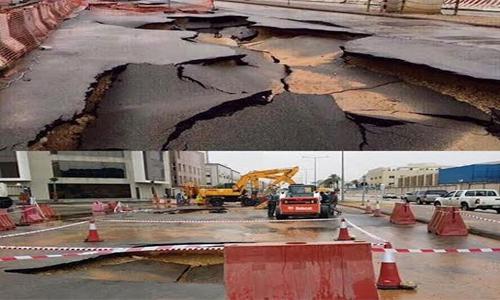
[0,210,16,231]
[390,203,416,225]
[428,206,468,236]
[19,205,44,225]
[225,241,379,300]
[38,4,58,29]
[0,13,27,62]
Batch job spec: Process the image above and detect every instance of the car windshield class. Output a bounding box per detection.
[288,185,314,197]
[444,191,455,197]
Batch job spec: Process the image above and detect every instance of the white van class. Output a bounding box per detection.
[434,189,500,213]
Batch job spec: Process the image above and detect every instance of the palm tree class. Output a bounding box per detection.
[321,174,341,188]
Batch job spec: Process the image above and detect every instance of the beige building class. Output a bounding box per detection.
[364,163,443,188]
[169,151,206,187]
[205,163,241,187]
[0,151,172,201]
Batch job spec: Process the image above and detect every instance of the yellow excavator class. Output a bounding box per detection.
[198,167,299,207]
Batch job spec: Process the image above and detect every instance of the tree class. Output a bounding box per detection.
[321,174,341,188]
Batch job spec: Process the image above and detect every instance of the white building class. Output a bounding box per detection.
[205,163,241,187]
[364,163,443,188]
[0,151,172,201]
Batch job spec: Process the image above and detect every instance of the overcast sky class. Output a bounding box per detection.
[207,151,500,183]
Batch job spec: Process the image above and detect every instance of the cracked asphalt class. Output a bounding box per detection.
[0,3,499,150]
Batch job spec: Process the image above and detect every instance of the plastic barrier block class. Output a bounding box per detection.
[0,13,27,55]
[19,205,44,225]
[390,203,416,225]
[225,241,379,300]
[23,7,48,39]
[0,210,16,231]
[8,10,40,51]
[435,207,468,236]
[427,206,443,233]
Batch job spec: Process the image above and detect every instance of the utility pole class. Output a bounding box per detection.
[341,151,344,202]
[361,175,366,206]
[302,155,329,187]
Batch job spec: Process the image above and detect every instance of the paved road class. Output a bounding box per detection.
[0,206,499,299]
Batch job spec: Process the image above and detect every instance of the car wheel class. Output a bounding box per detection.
[275,209,287,220]
[461,203,470,211]
[417,199,422,205]
[496,209,500,214]
[434,201,441,206]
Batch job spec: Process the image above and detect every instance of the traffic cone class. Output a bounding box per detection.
[84,219,103,242]
[373,202,383,217]
[377,243,417,290]
[364,201,373,214]
[336,218,354,241]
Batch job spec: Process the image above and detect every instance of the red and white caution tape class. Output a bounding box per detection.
[0,221,87,239]
[103,218,337,224]
[0,244,224,262]
[460,212,500,224]
[371,247,500,254]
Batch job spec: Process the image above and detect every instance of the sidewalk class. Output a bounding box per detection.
[219,0,500,28]
[339,200,500,240]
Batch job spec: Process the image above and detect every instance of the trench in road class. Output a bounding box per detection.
[26,15,500,150]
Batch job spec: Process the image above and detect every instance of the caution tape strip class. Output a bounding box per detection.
[1,244,500,262]
[0,244,224,262]
[460,212,500,224]
[102,218,337,224]
[0,221,88,239]
[371,247,500,254]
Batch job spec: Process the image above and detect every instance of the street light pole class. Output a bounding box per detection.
[302,155,329,187]
[341,151,344,202]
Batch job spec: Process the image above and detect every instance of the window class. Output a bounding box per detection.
[0,152,20,178]
[487,191,497,196]
[455,191,463,197]
[465,191,475,197]
[389,176,395,179]
[476,190,487,197]
[48,183,131,199]
[52,161,126,178]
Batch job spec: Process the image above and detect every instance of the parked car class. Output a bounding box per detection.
[401,192,413,201]
[405,190,448,205]
[383,193,398,199]
[0,183,14,209]
[434,189,500,213]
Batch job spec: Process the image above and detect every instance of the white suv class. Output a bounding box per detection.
[434,189,500,213]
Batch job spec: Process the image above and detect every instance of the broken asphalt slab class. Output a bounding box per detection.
[343,36,500,81]
[163,92,364,150]
[0,10,236,150]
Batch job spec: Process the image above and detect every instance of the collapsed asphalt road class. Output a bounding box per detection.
[0,6,499,150]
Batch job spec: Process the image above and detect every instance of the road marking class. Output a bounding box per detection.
[344,218,387,243]
[0,221,87,239]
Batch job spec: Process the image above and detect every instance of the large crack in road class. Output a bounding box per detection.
[1,10,499,150]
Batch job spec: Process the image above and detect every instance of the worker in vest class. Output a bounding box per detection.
[267,191,278,218]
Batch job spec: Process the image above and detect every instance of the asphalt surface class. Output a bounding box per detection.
[1,205,500,299]
[0,3,499,150]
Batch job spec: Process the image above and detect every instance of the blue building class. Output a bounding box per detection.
[438,162,500,184]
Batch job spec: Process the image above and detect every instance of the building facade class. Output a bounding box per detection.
[205,163,241,187]
[438,162,500,184]
[364,163,443,188]
[169,151,206,187]
[0,151,172,201]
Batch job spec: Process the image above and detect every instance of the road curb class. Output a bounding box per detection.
[339,203,500,241]
[218,0,500,29]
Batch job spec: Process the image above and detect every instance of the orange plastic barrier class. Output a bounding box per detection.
[23,6,49,40]
[428,206,468,236]
[7,9,40,51]
[19,205,44,225]
[0,210,16,231]
[225,241,379,300]
[38,204,58,220]
[390,203,416,225]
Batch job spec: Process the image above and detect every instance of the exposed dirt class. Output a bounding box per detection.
[345,55,500,116]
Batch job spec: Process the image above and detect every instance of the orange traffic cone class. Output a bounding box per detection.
[364,201,373,214]
[377,243,416,290]
[84,219,103,242]
[336,218,354,241]
[373,202,383,217]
